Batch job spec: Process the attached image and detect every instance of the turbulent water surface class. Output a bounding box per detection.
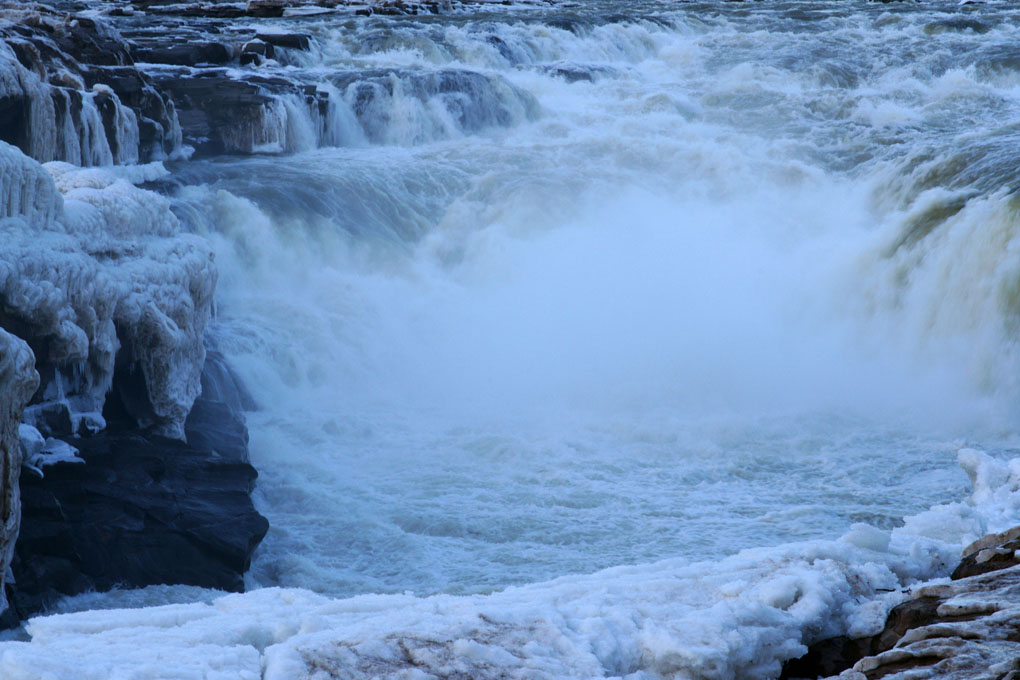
[15,0,1020,676]
[166,0,1020,597]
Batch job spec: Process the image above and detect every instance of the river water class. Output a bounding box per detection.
[173,0,1020,595]
[12,1,1020,678]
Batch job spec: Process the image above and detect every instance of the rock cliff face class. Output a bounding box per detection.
[3,0,537,161]
[4,353,267,625]
[0,4,179,164]
[0,1,270,624]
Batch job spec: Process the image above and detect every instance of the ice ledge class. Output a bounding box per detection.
[0,140,215,439]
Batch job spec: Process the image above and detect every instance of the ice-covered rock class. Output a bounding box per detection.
[783,452,1020,680]
[20,436,82,477]
[0,140,215,438]
[0,330,39,615]
[809,527,1020,680]
[0,4,179,164]
[13,424,82,478]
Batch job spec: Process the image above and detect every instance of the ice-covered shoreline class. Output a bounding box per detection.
[0,449,1015,679]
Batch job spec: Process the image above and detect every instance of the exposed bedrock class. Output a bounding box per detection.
[130,0,452,18]
[2,0,539,162]
[782,526,1020,680]
[148,65,536,155]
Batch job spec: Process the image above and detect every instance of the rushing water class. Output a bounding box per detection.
[19,1,1020,676]
[162,0,1020,598]
[163,1,1020,596]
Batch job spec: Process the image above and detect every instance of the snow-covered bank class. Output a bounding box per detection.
[0,450,1013,680]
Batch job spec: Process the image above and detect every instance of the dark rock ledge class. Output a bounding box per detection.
[0,352,268,628]
[782,527,1020,680]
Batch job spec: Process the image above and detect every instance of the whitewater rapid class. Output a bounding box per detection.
[169,1,1020,597]
[6,0,1020,678]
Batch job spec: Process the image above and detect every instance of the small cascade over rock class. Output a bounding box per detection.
[1,0,544,162]
[0,5,180,164]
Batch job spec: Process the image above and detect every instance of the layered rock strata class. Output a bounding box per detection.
[783,527,1020,680]
[0,4,180,164]
[3,0,538,161]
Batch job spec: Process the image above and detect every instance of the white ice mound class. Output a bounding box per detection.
[0,141,215,438]
[898,448,1020,548]
[0,452,1014,680]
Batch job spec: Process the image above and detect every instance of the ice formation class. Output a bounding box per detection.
[17,424,82,477]
[0,451,1011,680]
[0,139,215,438]
[0,11,136,165]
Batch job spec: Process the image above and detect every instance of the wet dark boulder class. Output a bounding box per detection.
[255,31,311,50]
[241,38,275,65]
[133,41,234,67]
[247,0,285,17]
[2,393,268,625]
[923,18,992,35]
[951,528,1020,580]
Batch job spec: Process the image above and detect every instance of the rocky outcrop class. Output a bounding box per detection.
[0,111,262,624]
[2,0,541,162]
[0,331,39,615]
[783,527,1020,680]
[0,4,180,164]
[3,367,268,625]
